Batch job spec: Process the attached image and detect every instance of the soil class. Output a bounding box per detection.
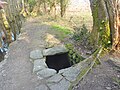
[0,17,50,90]
[73,52,120,90]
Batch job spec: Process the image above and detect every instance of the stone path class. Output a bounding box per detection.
[0,17,82,90]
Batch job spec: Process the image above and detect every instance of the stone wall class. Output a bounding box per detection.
[30,45,81,90]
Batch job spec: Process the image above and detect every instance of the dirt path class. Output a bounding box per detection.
[0,17,120,90]
[74,54,120,90]
[0,17,50,90]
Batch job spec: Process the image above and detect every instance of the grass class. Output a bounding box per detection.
[51,24,72,35]
[51,24,73,40]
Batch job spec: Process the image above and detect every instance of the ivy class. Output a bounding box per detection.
[65,43,85,65]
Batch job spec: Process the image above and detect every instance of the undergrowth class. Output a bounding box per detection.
[65,43,85,65]
[72,24,89,41]
[72,24,94,51]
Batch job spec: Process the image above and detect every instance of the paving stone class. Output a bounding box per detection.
[35,84,48,90]
[33,59,47,72]
[59,66,80,82]
[48,78,71,90]
[37,68,57,78]
[30,50,43,60]
[43,45,68,56]
[47,74,63,83]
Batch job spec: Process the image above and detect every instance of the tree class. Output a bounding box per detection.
[0,1,12,44]
[0,0,22,47]
[60,0,69,17]
[48,0,57,17]
[89,0,120,50]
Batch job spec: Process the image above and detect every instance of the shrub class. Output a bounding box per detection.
[65,43,85,65]
[72,24,89,42]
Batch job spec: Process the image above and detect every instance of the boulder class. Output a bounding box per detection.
[33,59,47,72]
[37,68,57,78]
[47,78,70,90]
[59,66,80,82]
[30,50,43,60]
[35,84,48,90]
[43,45,68,56]
[47,74,63,83]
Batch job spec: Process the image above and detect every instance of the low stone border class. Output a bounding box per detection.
[30,45,81,90]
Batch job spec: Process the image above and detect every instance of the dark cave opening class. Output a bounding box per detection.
[46,53,71,72]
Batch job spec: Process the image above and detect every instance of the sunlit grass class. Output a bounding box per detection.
[50,24,73,41]
[51,24,72,35]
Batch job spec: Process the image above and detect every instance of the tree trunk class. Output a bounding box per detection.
[60,0,68,17]
[0,0,22,47]
[60,0,64,17]
[0,9,12,44]
[31,0,41,16]
[89,0,120,50]
[43,0,47,14]
[112,0,120,50]
[49,0,57,18]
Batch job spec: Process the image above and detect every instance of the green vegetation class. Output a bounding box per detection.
[0,0,120,90]
[51,24,72,35]
[65,43,85,65]
[113,77,120,85]
[72,24,94,50]
[28,0,36,5]
[28,0,36,11]
[72,24,89,41]
[51,24,72,40]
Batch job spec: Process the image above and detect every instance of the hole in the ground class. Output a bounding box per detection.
[46,53,71,72]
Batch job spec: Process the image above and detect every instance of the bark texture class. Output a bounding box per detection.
[89,0,120,50]
[0,0,22,48]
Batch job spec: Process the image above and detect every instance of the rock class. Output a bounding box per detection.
[35,84,48,90]
[37,68,57,78]
[29,59,33,62]
[37,76,44,80]
[33,59,47,72]
[47,74,63,83]
[106,87,112,90]
[59,66,80,82]
[43,45,68,56]
[30,50,43,60]
[48,78,70,90]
